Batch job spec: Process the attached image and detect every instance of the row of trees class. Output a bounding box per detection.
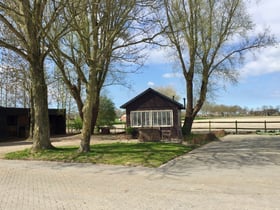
[0,0,276,152]
[200,103,280,116]
[200,103,248,116]
[0,0,161,152]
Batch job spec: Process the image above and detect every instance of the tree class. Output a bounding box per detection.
[0,50,31,108]
[51,0,161,152]
[48,66,73,110]
[96,95,116,128]
[162,0,276,135]
[155,85,181,101]
[0,1,66,151]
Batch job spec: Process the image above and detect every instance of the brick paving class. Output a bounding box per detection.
[0,160,157,210]
[0,135,280,210]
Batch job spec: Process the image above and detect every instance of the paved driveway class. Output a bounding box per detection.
[161,134,280,173]
[0,135,280,210]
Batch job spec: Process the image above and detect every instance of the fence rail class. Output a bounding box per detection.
[192,120,280,134]
[67,120,280,134]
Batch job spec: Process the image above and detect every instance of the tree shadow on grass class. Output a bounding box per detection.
[27,142,190,168]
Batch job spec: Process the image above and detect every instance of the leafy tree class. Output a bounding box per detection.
[69,117,83,132]
[96,95,116,128]
[161,0,276,135]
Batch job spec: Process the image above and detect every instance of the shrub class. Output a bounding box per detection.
[126,127,138,138]
[69,118,83,131]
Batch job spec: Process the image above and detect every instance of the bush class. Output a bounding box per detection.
[69,118,83,131]
[126,127,138,138]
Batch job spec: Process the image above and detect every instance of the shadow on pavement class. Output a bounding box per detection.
[159,135,280,176]
[0,140,32,147]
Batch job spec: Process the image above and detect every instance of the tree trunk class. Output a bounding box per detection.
[29,91,34,139]
[78,80,101,152]
[78,86,96,153]
[30,62,54,152]
[70,84,84,120]
[79,101,92,153]
[182,115,194,136]
[182,74,195,136]
[90,98,100,134]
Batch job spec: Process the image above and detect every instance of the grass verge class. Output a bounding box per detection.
[5,142,195,168]
[256,130,280,135]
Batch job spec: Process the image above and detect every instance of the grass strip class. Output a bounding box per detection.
[5,142,195,168]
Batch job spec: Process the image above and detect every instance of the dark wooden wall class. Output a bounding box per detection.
[0,107,66,140]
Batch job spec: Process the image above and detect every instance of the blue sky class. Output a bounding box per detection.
[108,0,280,110]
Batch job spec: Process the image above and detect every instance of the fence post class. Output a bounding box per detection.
[235,120,238,134]
[209,120,211,132]
[264,120,267,133]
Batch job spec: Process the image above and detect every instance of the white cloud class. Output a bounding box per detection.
[233,1,280,78]
[145,47,175,65]
[240,47,280,77]
[162,72,183,79]
[248,0,280,35]
[147,81,155,86]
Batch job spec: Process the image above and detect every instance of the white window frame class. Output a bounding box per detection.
[130,110,173,127]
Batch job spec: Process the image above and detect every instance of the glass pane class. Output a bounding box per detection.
[137,112,141,126]
[131,112,136,126]
[142,112,150,126]
[153,112,158,126]
[158,112,162,125]
[166,112,171,125]
[162,112,167,125]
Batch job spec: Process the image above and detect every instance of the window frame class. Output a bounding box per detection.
[130,110,173,128]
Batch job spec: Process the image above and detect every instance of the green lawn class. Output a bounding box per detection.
[5,142,195,168]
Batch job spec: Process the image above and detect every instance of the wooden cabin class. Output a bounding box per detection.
[0,107,66,140]
[120,88,184,142]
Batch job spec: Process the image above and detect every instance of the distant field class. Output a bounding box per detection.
[192,116,280,133]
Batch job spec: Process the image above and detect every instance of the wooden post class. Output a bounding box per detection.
[235,120,238,134]
[209,120,211,132]
[264,120,267,133]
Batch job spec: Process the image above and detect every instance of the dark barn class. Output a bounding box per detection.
[0,107,66,140]
[120,88,184,142]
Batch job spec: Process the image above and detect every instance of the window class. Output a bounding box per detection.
[130,110,173,127]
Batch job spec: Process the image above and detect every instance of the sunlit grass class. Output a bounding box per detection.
[5,142,195,167]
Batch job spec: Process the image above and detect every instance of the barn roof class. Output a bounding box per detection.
[120,88,184,109]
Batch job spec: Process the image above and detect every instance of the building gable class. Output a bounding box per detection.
[120,88,184,110]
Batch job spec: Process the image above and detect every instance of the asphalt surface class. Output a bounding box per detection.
[0,135,280,210]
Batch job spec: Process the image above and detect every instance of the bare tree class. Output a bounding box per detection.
[0,50,31,108]
[51,0,161,152]
[155,85,181,101]
[0,0,66,151]
[162,0,276,135]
